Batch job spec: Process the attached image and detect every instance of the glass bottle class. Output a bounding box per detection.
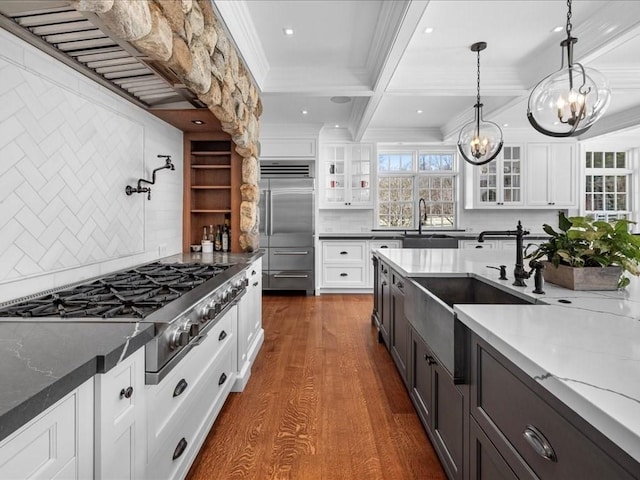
[209,224,214,242]
[214,225,222,251]
[202,226,208,243]
[221,225,229,252]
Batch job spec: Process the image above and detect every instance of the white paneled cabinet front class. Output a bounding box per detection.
[259,137,317,158]
[320,144,373,208]
[94,347,146,480]
[526,143,577,208]
[468,145,524,208]
[0,379,93,480]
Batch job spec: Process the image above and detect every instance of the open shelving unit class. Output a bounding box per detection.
[183,132,241,252]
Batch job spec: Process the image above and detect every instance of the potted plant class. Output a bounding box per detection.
[525,212,640,290]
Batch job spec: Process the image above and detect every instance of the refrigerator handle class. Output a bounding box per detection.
[268,190,274,236]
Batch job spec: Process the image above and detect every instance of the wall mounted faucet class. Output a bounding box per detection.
[125,155,175,200]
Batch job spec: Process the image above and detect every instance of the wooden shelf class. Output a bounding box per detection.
[191,209,232,213]
[191,165,231,169]
[191,186,231,190]
[191,151,231,156]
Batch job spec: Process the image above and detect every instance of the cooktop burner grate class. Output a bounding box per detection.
[0,262,230,319]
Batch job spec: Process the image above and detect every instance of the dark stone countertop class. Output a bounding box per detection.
[0,320,154,443]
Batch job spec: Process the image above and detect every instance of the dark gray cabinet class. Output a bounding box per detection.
[390,270,408,385]
[469,417,517,480]
[379,261,391,346]
[469,333,639,480]
[409,326,466,480]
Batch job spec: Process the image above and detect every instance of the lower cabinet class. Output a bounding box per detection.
[94,347,146,480]
[0,379,94,480]
[379,260,391,346]
[409,326,466,480]
[469,333,638,480]
[390,269,408,385]
[469,416,517,480]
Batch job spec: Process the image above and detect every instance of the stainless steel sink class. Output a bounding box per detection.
[401,234,458,249]
[411,276,536,308]
[405,276,538,381]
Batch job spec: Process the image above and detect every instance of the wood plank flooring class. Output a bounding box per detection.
[186,294,447,480]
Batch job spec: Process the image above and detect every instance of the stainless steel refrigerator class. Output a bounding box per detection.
[259,163,315,294]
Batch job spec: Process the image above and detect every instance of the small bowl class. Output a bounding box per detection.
[190,244,202,252]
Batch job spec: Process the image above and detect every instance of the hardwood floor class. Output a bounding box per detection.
[186,294,447,480]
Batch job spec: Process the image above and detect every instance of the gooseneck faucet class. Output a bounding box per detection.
[418,198,427,235]
[478,221,531,286]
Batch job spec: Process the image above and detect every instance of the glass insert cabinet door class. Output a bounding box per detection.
[321,144,373,207]
[324,145,346,205]
[349,146,371,204]
[477,145,521,206]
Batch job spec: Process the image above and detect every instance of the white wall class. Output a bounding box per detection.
[0,29,183,303]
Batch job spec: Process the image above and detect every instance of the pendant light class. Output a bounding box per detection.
[457,42,503,166]
[527,0,611,137]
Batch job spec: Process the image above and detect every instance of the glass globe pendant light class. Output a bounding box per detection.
[457,42,503,166]
[527,0,611,137]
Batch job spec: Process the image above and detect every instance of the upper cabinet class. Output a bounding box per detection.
[259,138,317,159]
[465,142,577,210]
[320,144,373,208]
[525,143,577,208]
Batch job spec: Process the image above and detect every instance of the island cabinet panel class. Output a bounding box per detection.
[408,325,466,480]
[390,269,408,386]
[379,260,391,346]
[469,417,518,480]
[470,334,638,480]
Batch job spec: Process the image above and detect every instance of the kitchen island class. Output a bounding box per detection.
[373,247,640,479]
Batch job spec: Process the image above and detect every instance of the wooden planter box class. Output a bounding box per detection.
[542,262,621,290]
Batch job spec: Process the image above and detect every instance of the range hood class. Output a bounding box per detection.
[0,1,202,110]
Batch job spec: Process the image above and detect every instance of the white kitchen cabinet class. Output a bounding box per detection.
[234,257,264,392]
[319,239,402,292]
[320,144,373,208]
[0,379,93,480]
[468,145,524,208]
[526,143,577,208]
[459,239,499,250]
[259,137,317,158]
[94,347,146,480]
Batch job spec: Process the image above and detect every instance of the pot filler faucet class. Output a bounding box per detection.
[478,221,531,287]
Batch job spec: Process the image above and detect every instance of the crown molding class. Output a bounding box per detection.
[212,0,270,90]
[361,127,443,144]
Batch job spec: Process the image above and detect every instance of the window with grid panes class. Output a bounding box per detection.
[377,150,456,228]
[584,151,631,222]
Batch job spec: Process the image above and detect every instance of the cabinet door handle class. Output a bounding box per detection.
[119,386,133,399]
[340,272,348,277]
[523,425,557,462]
[274,251,309,255]
[251,270,256,275]
[382,281,387,286]
[173,379,188,397]
[396,281,404,289]
[253,281,259,287]
[424,355,437,366]
[218,330,227,341]
[172,438,188,461]
[218,372,228,386]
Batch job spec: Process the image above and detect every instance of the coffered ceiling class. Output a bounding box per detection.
[214,0,640,143]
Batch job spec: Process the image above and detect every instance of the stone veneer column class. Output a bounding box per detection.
[70,0,262,251]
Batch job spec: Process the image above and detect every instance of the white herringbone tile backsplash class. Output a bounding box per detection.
[0,29,182,292]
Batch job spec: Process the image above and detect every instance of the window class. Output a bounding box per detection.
[377,149,456,229]
[584,151,632,222]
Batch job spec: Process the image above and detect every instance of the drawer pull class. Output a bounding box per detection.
[340,251,348,255]
[274,251,309,255]
[274,274,309,278]
[218,372,228,386]
[475,245,484,249]
[380,245,388,248]
[523,425,557,462]
[119,386,133,399]
[172,438,188,461]
[425,355,437,366]
[173,379,188,397]
[218,330,227,341]
[396,281,404,289]
[340,273,348,277]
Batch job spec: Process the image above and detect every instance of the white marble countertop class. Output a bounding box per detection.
[318,231,550,239]
[374,247,640,464]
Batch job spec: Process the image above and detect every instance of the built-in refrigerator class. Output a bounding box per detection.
[259,162,315,294]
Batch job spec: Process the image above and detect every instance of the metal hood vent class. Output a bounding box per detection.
[260,161,314,178]
[0,1,200,109]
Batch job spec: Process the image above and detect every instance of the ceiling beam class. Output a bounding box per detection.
[352,0,430,142]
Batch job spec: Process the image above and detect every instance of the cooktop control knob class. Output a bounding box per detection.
[169,328,190,350]
[188,322,200,337]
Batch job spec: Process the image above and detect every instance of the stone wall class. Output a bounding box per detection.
[70,0,261,251]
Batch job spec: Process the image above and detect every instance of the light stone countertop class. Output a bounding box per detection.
[374,247,640,465]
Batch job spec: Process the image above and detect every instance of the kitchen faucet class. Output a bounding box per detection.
[478,221,531,286]
[418,198,427,235]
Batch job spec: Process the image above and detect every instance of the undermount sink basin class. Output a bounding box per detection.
[402,234,458,249]
[411,276,536,308]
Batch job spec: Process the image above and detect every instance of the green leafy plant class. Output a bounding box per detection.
[525,212,640,288]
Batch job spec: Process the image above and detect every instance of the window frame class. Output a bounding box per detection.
[375,146,458,230]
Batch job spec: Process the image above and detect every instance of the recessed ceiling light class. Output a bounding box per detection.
[503,123,509,127]
[330,96,352,104]
[191,120,205,125]
[301,110,308,115]
[552,26,564,33]
[423,27,434,34]
[283,27,294,36]
[417,109,423,114]
[334,124,340,128]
